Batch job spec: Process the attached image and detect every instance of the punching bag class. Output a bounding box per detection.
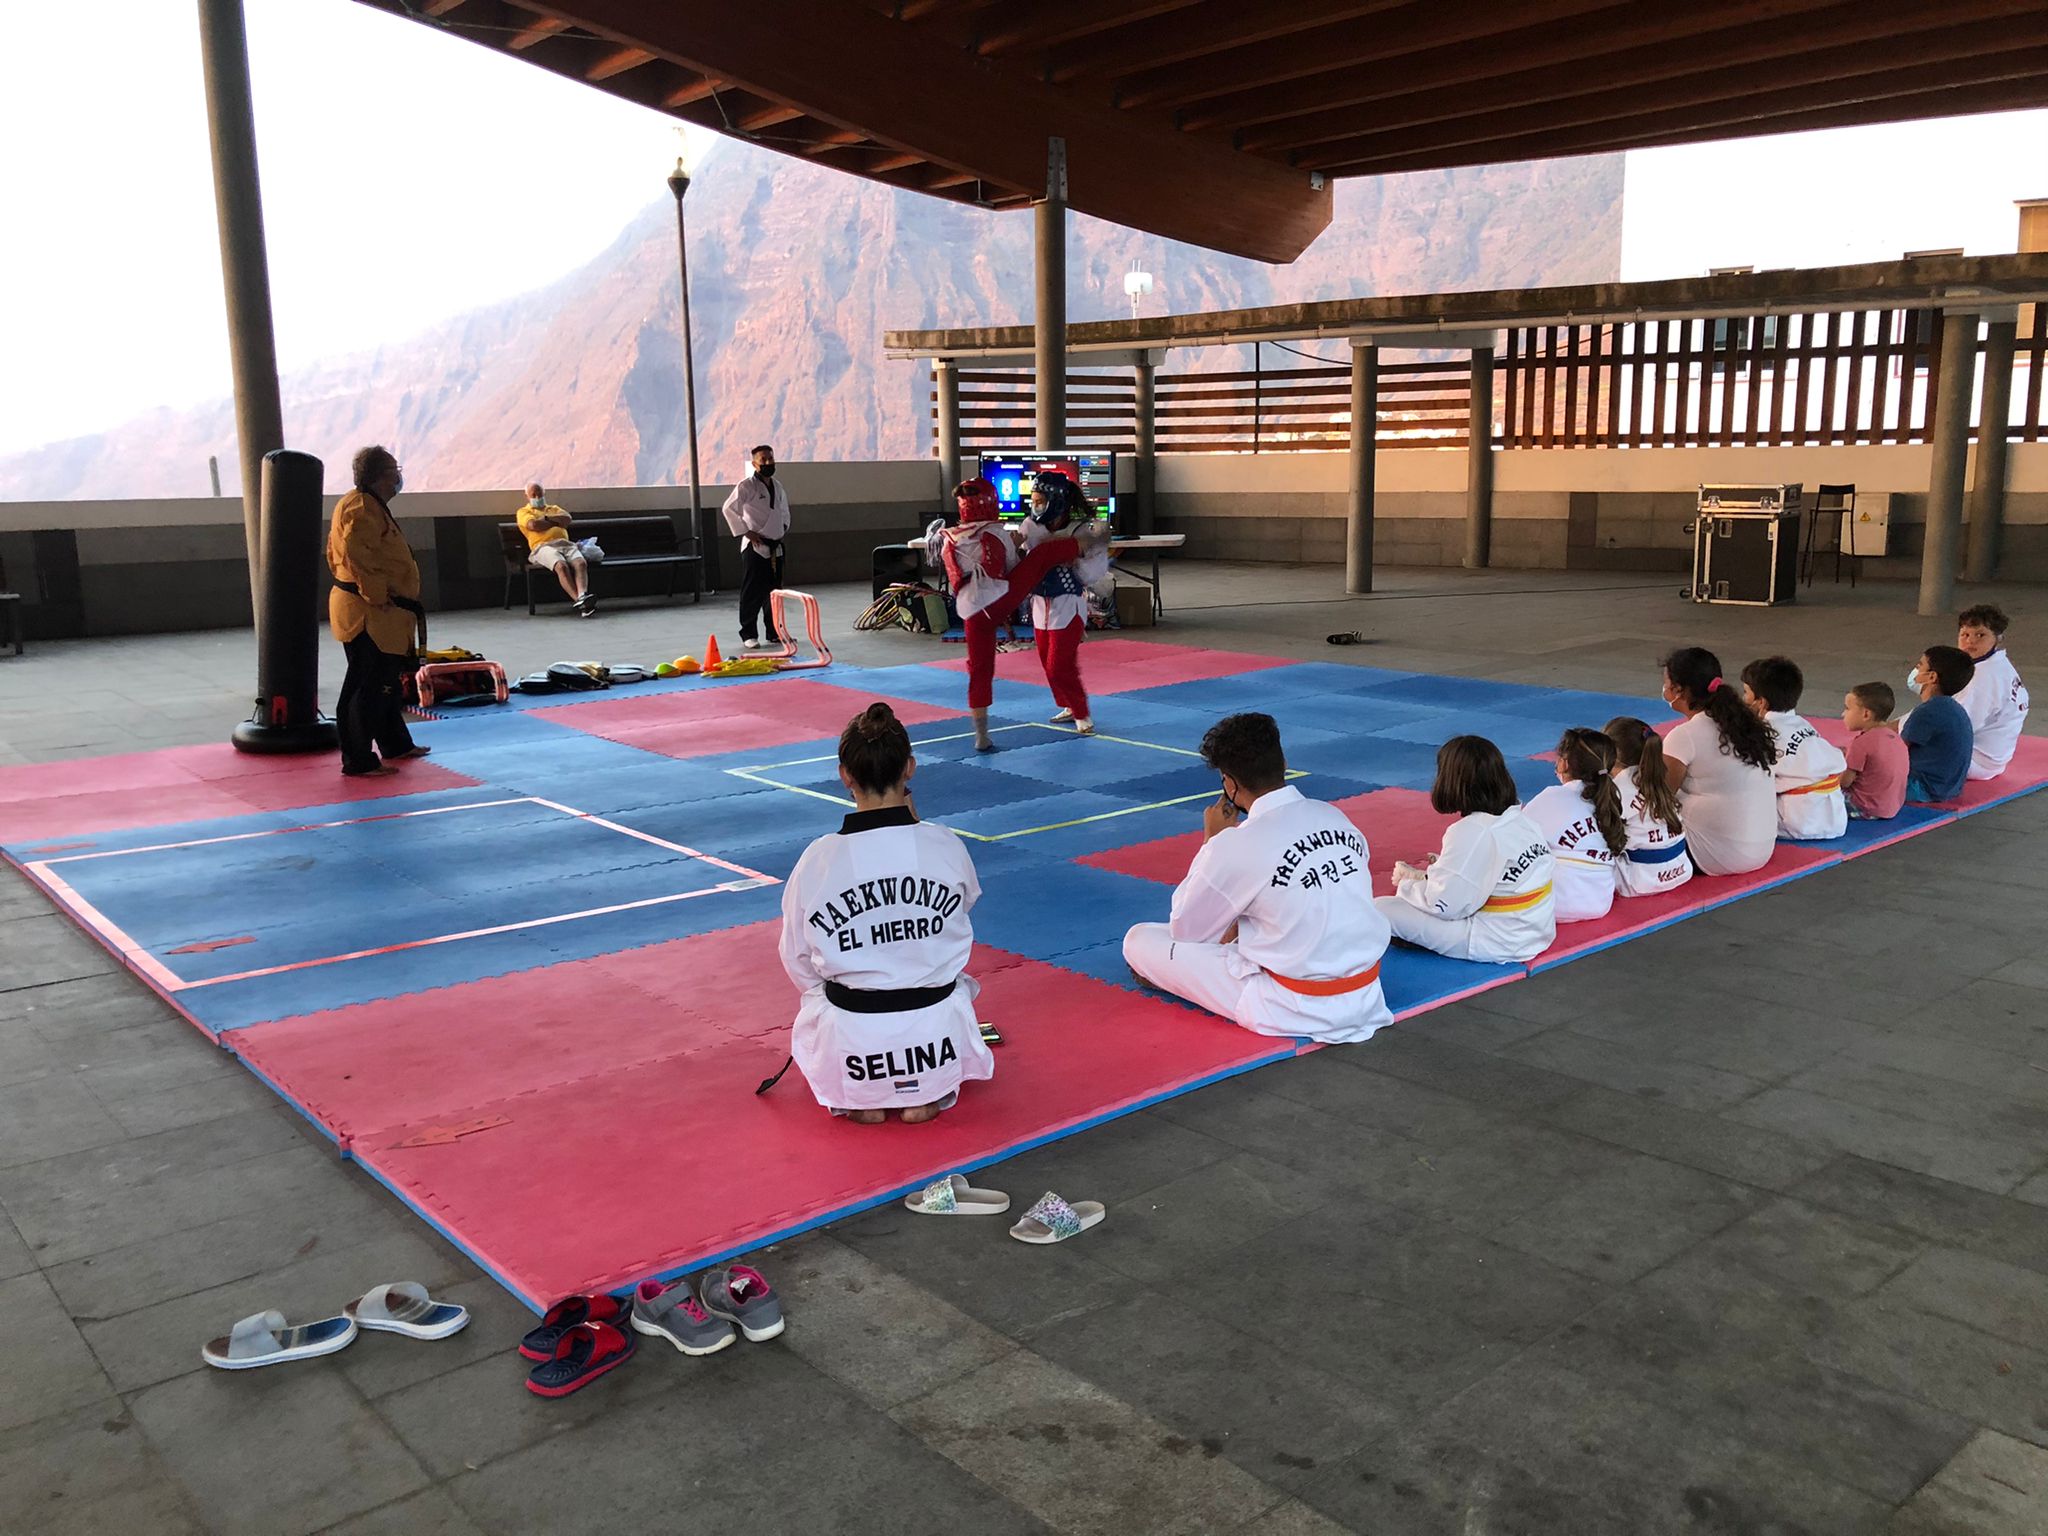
[232,448,338,753]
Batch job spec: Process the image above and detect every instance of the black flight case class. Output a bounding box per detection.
[1683,484,1802,606]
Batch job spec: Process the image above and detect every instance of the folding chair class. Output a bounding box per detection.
[1802,483,1857,588]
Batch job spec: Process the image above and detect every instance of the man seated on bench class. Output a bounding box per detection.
[517,483,595,618]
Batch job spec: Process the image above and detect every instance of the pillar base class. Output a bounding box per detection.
[232,712,338,755]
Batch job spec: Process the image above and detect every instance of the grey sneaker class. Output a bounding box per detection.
[630,1277,735,1356]
[699,1264,784,1342]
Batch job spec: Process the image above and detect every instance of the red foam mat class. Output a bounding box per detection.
[535,678,961,757]
[0,749,478,843]
[317,941,1285,1305]
[931,638,1291,695]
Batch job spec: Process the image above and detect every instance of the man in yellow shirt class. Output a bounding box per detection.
[516,482,594,616]
[328,445,430,777]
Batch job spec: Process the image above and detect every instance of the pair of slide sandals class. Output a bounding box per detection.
[202,1282,468,1370]
[904,1175,1106,1244]
[521,1293,637,1397]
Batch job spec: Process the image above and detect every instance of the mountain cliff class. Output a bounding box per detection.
[1,139,1622,499]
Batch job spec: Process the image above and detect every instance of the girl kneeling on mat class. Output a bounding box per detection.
[1524,728,1627,923]
[1376,735,1557,964]
[1604,716,1694,897]
[778,703,994,1124]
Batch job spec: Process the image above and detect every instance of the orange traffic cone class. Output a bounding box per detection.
[702,634,724,671]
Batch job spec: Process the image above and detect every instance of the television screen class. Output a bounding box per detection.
[977,452,1115,524]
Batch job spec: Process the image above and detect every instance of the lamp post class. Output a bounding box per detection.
[667,158,709,592]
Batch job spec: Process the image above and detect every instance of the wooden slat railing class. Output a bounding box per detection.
[929,307,2048,456]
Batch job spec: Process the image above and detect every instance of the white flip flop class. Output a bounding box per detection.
[1008,1190,1106,1244]
[202,1309,357,1370]
[343,1281,470,1341]
[904,1174,1011,1216]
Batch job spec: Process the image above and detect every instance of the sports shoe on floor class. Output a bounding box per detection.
[630,1277,736,1356]
[1050,708,1074,723]
[698,1264,784,1342]
[741,638,763,651]
[1073,718,1095,736]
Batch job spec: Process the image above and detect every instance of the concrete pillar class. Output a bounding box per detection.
[934,358,962,497]
[1133,355,1156,536]
[1965,316,2017,583]
[1465,345,1495,569]
[1919,311,1978,616]
[196,0,286,626]
[1346,341,1378,595]
[1034,138,1068,449]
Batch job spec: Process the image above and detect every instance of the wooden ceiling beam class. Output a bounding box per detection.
[1047,1,1396,87]
[463,0,1330,261]
[1311,49,2048,175]
[586,44,655,79]
[1120,0,1622,112]
[508,14,572,49]
[662,74,722,107]
[972,0,1202,58]
[1238,0,2047,150]
[1182,0,1850,129]
[423,0,468,14]
[1269,11,2039,162]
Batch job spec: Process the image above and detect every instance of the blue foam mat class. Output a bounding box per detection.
[1380,945,1526,1018]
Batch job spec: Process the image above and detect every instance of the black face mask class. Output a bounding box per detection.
[756,464,775,480]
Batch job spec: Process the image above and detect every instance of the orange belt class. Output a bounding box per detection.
[1783,775,1842,796]
[1482,881,1552,914]
[1265,959,1382,997]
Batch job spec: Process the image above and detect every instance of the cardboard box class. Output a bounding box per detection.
[1113,584,1155,628]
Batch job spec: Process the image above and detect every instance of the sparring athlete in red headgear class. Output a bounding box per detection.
[935,478,1101,751]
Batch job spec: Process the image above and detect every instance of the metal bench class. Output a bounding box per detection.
[499,514,703,613]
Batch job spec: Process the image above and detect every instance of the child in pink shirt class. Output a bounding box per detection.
[1840,681,1908,820]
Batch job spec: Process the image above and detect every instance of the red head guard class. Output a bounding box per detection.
[954,477,1000,524]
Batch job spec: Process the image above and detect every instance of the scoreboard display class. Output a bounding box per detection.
[977,451,1117,527]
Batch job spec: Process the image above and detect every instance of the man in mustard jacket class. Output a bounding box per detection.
[328,445,430,776]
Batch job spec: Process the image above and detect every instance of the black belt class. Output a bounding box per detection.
[334,581,427,649]
[824,977,956,1014]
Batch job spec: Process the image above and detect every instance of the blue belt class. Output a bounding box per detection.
[1626,840,1687,865]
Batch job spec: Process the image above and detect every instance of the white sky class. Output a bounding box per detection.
[1620,113,2048,279]
[1,0,2043,458]
[0,0,707,455]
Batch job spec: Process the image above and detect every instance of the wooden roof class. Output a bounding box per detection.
[356,1,2048,263]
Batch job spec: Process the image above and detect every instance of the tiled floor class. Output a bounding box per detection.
[2,562,2046,1533]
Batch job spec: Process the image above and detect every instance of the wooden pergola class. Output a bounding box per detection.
[352,0,2048,266]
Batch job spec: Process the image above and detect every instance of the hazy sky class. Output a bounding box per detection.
[2,1,2044,457]
[0,0,708,456]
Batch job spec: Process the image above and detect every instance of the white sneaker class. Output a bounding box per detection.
[1073,718,1095,736]
[742,638,762,651]
[1051,708,1074,723]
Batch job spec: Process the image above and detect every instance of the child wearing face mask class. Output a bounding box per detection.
[1656,646,1778,876]
[1021,471,1111,736]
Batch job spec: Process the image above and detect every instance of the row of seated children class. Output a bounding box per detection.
[1374,603,2030,970]
[780,608,2029,1120]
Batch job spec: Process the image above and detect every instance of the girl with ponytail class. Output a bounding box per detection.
[776,703,994,1125]
[1656,646,1779,876]
[1604,717,1694,897]
[1524,728,1627,923]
